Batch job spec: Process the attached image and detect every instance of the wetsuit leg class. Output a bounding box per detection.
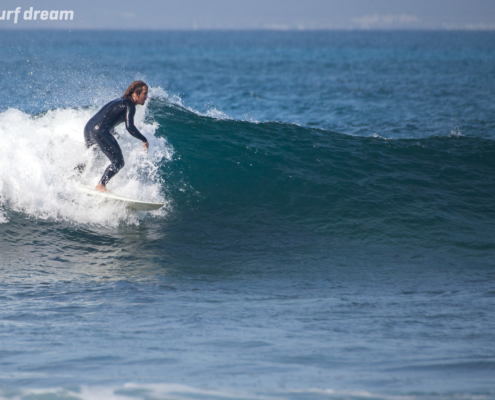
[75,125,96,173]
[84,124,96,148]
[89,128,125,186]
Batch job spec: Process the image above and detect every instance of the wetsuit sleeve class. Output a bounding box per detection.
[125,102,148,143]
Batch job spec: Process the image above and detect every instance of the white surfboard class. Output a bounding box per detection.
[74,184,165,211]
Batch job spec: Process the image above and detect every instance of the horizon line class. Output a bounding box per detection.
[1,27,495,32]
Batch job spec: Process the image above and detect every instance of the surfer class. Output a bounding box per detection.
[83,81,149,193]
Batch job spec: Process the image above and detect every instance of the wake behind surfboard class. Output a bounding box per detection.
[74,184,165,211]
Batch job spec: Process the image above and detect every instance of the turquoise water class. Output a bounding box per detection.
[0,31,494,399]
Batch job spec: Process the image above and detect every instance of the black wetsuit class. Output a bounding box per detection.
[84,98,147,186]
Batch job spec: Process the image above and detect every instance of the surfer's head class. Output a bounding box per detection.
[122,81,148,106]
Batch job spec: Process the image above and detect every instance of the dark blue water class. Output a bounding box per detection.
[0,31,494,400]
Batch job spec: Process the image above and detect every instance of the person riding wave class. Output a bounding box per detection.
[83,81,149,193]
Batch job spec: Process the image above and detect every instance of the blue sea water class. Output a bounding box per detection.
[0,31,495,400]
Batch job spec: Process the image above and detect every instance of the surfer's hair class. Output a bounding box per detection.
[122,80,148,100]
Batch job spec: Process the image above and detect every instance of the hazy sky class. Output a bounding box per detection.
[1,0,494,30]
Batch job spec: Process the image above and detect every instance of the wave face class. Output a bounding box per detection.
[152,99,495,253]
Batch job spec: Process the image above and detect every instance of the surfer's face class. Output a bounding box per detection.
[133,87,148,106]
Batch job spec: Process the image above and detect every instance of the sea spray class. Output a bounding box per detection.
[0,94,172,226]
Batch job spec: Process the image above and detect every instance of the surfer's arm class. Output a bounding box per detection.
[124,102,148,143]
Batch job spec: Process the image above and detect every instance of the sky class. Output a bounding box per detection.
[0,0,494,30]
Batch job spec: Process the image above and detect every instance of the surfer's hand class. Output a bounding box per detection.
[143,141,149,152]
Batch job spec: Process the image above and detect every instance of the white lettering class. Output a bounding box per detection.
[1,8,75,23]
[59,10,74,20]
[14,7,21,24]
[24,7,33,20]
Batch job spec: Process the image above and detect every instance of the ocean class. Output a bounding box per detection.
[0,30,494,399]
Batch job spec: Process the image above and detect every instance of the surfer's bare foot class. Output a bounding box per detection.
[95,184,109,193]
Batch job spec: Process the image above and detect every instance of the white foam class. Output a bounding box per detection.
[0,210,7,224]
[449,126,464,137]
[149,86,187,109]
[371,132,393,140]
[205,107,231,120]
[0,383,479,400]
[150,86,233,121]
[0,384,258,400]
[0,98,173,227]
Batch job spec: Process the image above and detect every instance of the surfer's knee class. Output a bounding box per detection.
[114,158,125,172]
